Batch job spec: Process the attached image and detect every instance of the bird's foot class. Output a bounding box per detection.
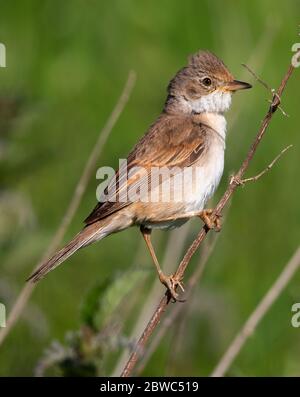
[199,209,222,232]
[159,272,185,302]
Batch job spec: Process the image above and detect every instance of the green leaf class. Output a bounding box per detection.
[80,267,146,330]
[80,280,108,329]
[94,268,145,329]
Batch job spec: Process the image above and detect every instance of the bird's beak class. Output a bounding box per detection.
[222,80,252,92]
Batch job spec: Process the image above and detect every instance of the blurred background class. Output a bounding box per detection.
[0,0,299,376]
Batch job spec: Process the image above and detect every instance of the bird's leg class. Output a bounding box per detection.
[140,226,184,301]
[199,209,222,232]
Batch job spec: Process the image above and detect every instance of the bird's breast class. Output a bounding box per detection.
[184,137,225,212]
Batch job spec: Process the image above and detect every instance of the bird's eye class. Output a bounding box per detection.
[202,77,212,86]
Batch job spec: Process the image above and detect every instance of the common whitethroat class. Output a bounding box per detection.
[28,50,252,300]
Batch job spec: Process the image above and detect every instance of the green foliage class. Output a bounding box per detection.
[0,0,300,376]
[36,267,146,376]
[36,330,102,377]
[80,268,145,330]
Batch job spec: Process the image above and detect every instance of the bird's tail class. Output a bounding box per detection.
[27,220,109,283]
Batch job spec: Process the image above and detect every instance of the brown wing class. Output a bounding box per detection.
[84,114,208,225]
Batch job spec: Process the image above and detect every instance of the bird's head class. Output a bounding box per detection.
[167,50,252,114]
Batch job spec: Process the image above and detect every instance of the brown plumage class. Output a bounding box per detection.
[28,50,251,299]
[85,114,207,225]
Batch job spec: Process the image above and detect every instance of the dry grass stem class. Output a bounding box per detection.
[211,246,300,377]
[0,71,136,347]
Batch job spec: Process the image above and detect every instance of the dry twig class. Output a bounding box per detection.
[133,33,279,372]
[120,63,295,377]
[211,246,300,377]
[116,29,278,374]
[135,234,220,375]
[242,63,289,116]
[112,224,191,376]
[231,144,292,185]
[0,71,136,346]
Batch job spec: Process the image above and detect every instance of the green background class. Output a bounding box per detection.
[0,0,299,376]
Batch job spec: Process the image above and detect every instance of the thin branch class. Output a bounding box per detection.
[135,202,230,375]
[135,234,219,375]
[242,63,273,92]
[0,71,136,347]
[242,63,288,116]
[111,224,191,376]
[211,246,300,377]
[115,28,277,374]
[120,63,295,377]
[228,24,280,129]
[233,144,292,185]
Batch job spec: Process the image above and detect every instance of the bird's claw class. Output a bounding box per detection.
[199,209,222,232]
[159,272,185,302]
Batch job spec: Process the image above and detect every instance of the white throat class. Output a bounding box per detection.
[179,90,231,142]
[190,91,232,113]
[179,90,232,115]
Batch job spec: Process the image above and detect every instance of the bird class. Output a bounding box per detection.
[27,50,251,300]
